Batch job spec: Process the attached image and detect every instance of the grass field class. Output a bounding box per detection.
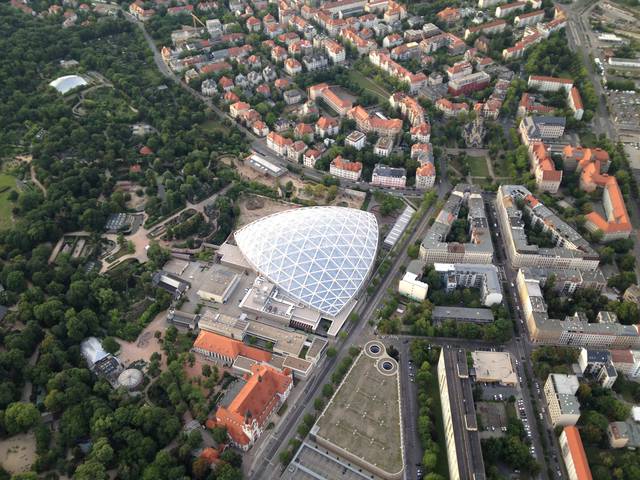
[201,119,227,134]
[0,174,17,230]
[465,156,490,177]
[348,70,390,103]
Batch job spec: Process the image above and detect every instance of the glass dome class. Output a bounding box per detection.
[235,206,378,316]
[49,75,87,94]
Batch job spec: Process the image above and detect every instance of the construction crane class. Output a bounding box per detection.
[191,12,206,30]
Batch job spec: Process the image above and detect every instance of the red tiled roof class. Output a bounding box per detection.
[416,163,435,176]
[193,331,272,363]
[316,116,338,130]
[215,364,292,446]
[562,427,593,480]
[331,155,362,172]
[569,86,583,110]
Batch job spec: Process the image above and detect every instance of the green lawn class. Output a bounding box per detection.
[201,119,227,134]
[465,156,490,177]
[0,174,17,230]
[347,70,390,102]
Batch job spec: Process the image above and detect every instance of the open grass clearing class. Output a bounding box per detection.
[465,156,490,177]
[0,174,18,230]
[347,70,390,102]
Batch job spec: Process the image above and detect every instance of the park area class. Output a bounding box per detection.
[0,173,17,230]
[465,156,490,177]
[347,70,390,103]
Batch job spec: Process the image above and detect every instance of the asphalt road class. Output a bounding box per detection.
[484,192,566,480]
[251,182,450,480]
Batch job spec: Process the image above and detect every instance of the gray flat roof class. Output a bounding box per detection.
[432,306,494,323]
[384,204,415,247]
[440,348,486,480]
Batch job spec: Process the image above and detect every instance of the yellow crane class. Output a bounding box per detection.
[191,12,206,30]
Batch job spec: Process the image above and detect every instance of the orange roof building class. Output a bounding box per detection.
[347,106,403,137]
[560,426,593,480]
[562,144,632,240]
[214,364,292,450]
[529,141,562,193]
[568,86,584,120]
[308,83,353,116]
[192,331,272,365]
[330,155,362,181]
[436,6,460,23]
[199,447,222,466]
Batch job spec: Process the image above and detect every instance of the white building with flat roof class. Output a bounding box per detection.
[544,374,581,427]
[398,272,429,301]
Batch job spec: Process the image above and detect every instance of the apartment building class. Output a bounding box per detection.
[495,1,526,18]
[516,268,640,348]
[347,106,403,137]
[329,155,362,181]
[434,263,503,306]
[307,83,353,116]
[514,9,545,27]
[544,374,581,427]
[436,98,470,117]
[374,137,394,157]
[564,144,632,241]
[529,141,562,193]
[345,130,366,150]
[389,92,426,126]
[496,185,600,271]
[324,39,346,63]
[415,162,436,189]
[464,19,507,40]
[448,71,491,96]
[371,164,407,189]
[420,184,494,264]
[519,115,566,145]
[560,426,593,480]
[266,131,293,156]
[610,349,640,378]
[527,75,574,92]
[446,60,473,80]
[303,149,322,168]
[398,272,429,301]
[438,349,486,480]
[568,86,584,120]
[502,31,543,59]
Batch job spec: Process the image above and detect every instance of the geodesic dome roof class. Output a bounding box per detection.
[234,206,378,316]
[49,75,87,94]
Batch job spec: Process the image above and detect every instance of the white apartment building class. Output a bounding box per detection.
[371,164,406,188]
[398,272,429,301]
[527,75,573,92]
[330,156,362,181]
[415,163,436,189]
[544,374,581,427]
[345,130,366,150]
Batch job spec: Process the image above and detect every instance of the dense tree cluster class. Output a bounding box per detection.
[531,346,579,379]
[577,384,640,480]
[0,7,247,479]
[409,341,446,479]
[525,32,598,122]
[483,408,540,477]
